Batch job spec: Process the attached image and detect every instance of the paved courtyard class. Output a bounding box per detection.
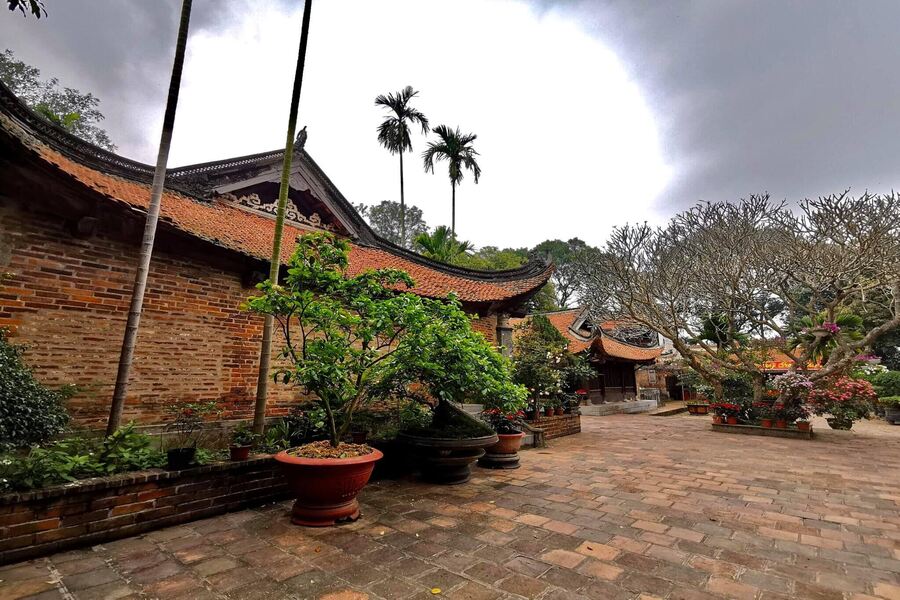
[2,414,900,600]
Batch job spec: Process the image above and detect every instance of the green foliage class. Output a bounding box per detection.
[376,86,429,155]
[422,125,481,187]
[414,226,472,264]
[872,371,900,397]
[230,423,259,447]
[531,238,595,308]
[165,402,220,449]
[0,329,73,451]
[6,0,45,18]
[789,311,865,363]
[356,200,429,249]
[511,315,592,409]
[0,50,115,150]
[0,424,165,492]
[878,395,900,408]
[247,232,525,447]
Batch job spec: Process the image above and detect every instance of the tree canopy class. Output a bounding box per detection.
[355,200,428,249]
[0,49,116,150]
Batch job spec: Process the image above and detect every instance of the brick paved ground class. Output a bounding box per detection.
[2,414,900,600]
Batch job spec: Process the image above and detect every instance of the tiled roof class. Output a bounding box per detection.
[514,309,662,362]
[0,83,552,305]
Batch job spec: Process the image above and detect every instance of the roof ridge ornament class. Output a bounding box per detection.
[294,126,308,153]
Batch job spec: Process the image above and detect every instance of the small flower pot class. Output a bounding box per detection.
[230,445,252,461]
[544,407,555,417]
[712,415,723,424]
[351,431,368,444]
[760,418,773,428]
[774,419,788,429]
[555,407,565,416]
[479,432,525,470]
[166,447,196,470]
[726,416,738,425]
[796,421,811,432]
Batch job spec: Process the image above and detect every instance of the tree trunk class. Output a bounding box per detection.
[751,372,766,404]
[253,0,313,436]
[451,180,456,236]
[399,149,405,247]
[107,0,193,436]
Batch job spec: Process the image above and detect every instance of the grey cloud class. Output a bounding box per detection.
[535,0,900,210]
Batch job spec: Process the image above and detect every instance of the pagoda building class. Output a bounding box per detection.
[0,82,552,427]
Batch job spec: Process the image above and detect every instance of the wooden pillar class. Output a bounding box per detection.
[496,312,513,356]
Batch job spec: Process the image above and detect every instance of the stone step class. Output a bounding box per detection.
[580,399,658,416]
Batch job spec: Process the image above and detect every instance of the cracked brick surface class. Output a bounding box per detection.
[1,414,899,599]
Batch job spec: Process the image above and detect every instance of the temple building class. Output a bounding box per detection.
[515,308,663,404]
[0,82,552,427]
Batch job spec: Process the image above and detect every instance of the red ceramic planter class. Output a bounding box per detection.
[229,445,251,461]
[796,421,811,432]
[544,408,554,417]
[775,419,788,429]
[555,407,565,416]
[487,432,525,455]
[726,416,738,425]
[760,418,773,428]
[275,447,382,527]
[712,415,723,424]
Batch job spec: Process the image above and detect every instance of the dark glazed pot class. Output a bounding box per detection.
[826,417,853,430]
[230,445,251,461]
[400,432,499,485]
[166,447,196,470]
[275,447,383,527]
[479,432,525,470]
[688,405,698,415]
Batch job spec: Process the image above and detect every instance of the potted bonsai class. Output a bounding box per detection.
[808,376,876,430]
[247,233,467,525]
[478,392,528,470]
[229,423,258,461]
[394,296,531,485]
[164,401,218,470]
[880,396,900,425]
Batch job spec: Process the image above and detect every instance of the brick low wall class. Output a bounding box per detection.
[526,414,581,440]
[0,457,289,565]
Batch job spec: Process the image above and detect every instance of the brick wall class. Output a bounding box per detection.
[526,414,581,439]
[0,203,504,427]
[0,203,301,426]
[0,457,288,565]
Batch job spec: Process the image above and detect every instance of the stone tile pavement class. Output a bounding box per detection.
[2,414,899,600]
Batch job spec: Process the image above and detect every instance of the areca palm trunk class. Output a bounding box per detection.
[107,0,193,436]
[451,180,456,236]
[399,149,405,246]
[253,0,313,435]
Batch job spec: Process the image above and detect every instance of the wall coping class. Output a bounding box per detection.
[0,455,276,505]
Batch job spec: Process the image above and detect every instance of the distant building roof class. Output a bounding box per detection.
[0,81,552,309]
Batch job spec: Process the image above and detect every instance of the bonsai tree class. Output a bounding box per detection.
[808,377,876,430]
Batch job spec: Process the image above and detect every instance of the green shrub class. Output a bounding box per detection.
[879,396,900,408]
[0,329,73,451]
[872,371,900,397]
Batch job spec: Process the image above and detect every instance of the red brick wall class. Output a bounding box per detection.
[0,203,505,427]
[0,457,288,564]
[0,203,300,427]
[526,414,581,439]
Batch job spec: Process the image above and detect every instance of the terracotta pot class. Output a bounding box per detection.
[775,419,788,429]
[166,447,196,470]
[229,445,251,461]
[555,407,565,416]
[688,405,698,414]
[712,415,723,424]
[796,421,811,432]
[544,407,554,417]
[479,432,525,470]
[275,447,383,527]
[400,432,498,485]
[726,416,738,425]
[760,418,773,428]
[697,405,709,414]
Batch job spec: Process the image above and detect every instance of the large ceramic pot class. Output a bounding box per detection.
[400,432,499,485]
[885,407,900,425]
[826,417,853,430]
[697,405,709,415]
[275,447,383,526]
[478,432,525,470]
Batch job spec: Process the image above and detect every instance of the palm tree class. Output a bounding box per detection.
[107,0,193,435]
[414,225,472,264]
[375,86,429,246]
[422,125,481,236]
[253,0,314,435]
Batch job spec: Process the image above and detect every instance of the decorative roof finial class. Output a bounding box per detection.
[294,126,308,151]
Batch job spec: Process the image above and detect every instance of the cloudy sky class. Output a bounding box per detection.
[2,0,899,249]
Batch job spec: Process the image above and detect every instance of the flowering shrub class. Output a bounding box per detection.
[808,377,876,428]
[710,402,741,418]
[481,408,526,434]
[165,401,220,449]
